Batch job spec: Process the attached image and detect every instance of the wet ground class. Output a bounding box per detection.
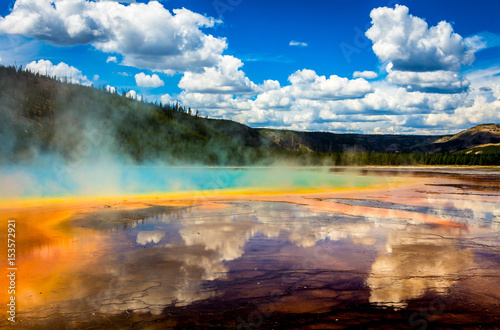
[1,167,499,329]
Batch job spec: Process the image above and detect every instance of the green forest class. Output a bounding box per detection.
[0,65,499,166]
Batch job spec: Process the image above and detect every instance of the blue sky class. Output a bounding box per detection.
[1,0,500,134]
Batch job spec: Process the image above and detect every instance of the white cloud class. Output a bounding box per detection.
[424,96,500,129]
[93,74,99,81]
[167,5,498,134]
[233,108,284,126]
[353,71,378,79]
[161,93,174,105]
[420,66,500,129]
[465,66,500,94]
[253,87,291,109]
[177,74,477,133]
[0,0,226,72]
[136,231,165,245]
[106,85,116,94]
[365,5,476,94]
[386,65,470,93]
[366,5,474,72]
[289,40,308,47]
[464,35,488,52]
[178,55,257,94]
[177,69,377,129]
[465,32,500,52]
[135,72,164,88]
[106,56,117,63]
[164,69,176,76]
[12,1,495,135]
[178,68,373,120]
[126,89,141,100]
[285,69,373,100]
[25,59,92,85]
[178,92,250,115]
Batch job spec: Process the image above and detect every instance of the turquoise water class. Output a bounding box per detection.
[0,166,385,198]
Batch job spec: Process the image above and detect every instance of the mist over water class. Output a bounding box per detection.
[1,67,376,199]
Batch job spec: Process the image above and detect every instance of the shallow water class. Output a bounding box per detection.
[0,166,386,198]
[1,168,499,329]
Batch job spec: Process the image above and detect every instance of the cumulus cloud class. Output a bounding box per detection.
[233,108,285,126]
[169,5,498,134]
[126,89,141,100]
[25,59,92,85]
[11,1,494,134]
[177,69,377,129]
[289,40,308,47]
[424,95,500,129]
[0,0,226,72]
[366,5,474,94]
[366,5,474,72]
[178,92,251,116]
[179,68,372,114]
[106,85,117,94]
[286,69,373,100]
[353,70,378,79]
[386,64,470,93]
[179,75,475,133]
[135,72,164,88]
[178,55,257,94]
[161,93,175,105]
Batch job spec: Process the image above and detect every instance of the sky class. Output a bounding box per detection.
[0,0,499,135]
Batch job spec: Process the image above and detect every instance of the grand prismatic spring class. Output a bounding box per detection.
[1,167,499,329]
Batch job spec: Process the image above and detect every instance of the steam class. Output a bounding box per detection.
[0,65,376,200]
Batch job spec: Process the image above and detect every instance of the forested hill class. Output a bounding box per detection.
[259,124,500,154]
[0,65,275,165]
[0,65,498,166]
[258,129,439,153]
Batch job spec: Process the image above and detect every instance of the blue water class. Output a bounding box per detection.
[0,166,384,198]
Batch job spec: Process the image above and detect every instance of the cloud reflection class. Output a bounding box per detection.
[136,230,165,245]
[367,226,474,309]
[19,197,489,322]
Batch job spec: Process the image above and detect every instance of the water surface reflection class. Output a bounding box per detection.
[2,172,499,328]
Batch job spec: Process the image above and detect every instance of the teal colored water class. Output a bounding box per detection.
[0,166,384,198]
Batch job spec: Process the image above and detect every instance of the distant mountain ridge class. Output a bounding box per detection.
[258,124,500,155]
[258,129,440,154]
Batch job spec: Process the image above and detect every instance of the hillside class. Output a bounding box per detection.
[259,125,500,155]
[0,65,498,166]
[429,124,500,153]
[258,129,440,153]
[455,143,500,155]
[0,65,275,165]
